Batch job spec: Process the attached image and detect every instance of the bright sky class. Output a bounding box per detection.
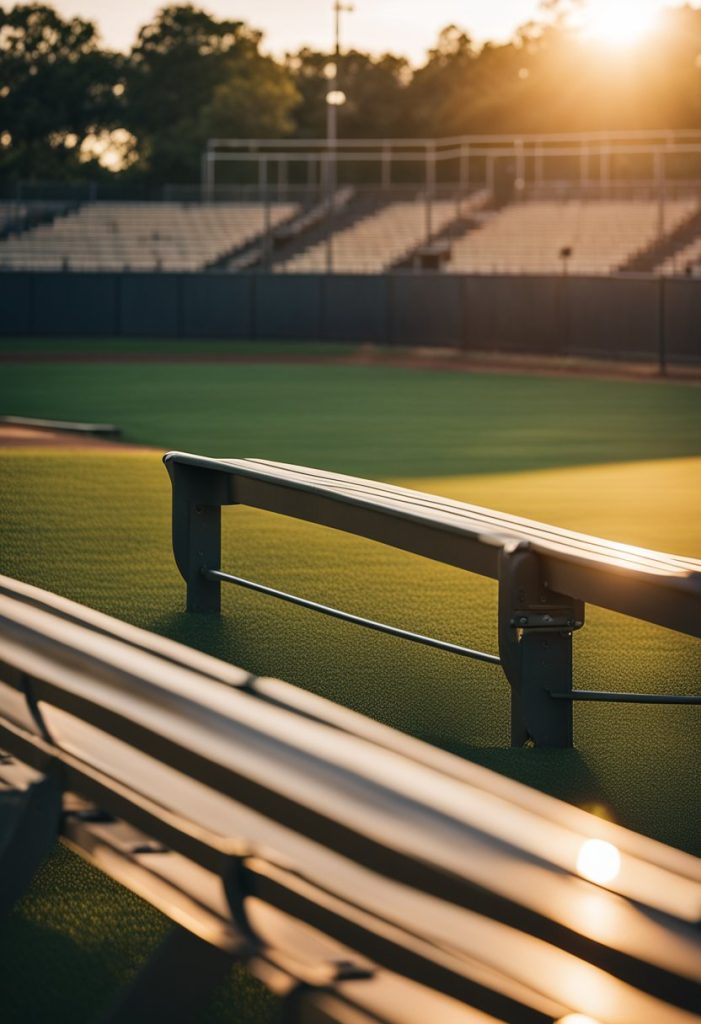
[49,0,695,60]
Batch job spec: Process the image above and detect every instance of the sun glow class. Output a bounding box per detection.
[576,839,622,885]
[581,0,661,47]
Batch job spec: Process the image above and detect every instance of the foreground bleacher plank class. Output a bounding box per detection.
[0,574,699,1023]
[164,454,701,748]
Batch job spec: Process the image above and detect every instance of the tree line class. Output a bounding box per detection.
[1,1,700,183]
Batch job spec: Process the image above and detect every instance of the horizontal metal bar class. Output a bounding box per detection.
[207,143,701,163]
[208,128,701,150]
[204,569,501,666]
[550,690,701,705]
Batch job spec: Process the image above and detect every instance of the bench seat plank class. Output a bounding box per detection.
[1,577,700,1022]
[164,453,701,637]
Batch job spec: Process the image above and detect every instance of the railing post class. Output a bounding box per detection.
[497,543,584,748]
[166,459,227,613]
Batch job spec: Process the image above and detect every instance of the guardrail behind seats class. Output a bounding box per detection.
[164,453,701,749]
[1,574,700,1024]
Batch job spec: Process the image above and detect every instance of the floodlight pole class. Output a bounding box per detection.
[325,1,353,273]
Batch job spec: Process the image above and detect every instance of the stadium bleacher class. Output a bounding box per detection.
[275,199,460,273]
[0,199,73,238]
[658,235,701,277]
[0,201,299,272]
[442,197,700,275]
[1,189,701,277]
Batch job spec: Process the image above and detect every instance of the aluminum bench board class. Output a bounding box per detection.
[1,576,700,1023]
[164,454,701,638]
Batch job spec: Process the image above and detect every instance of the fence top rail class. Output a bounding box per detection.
[0,573,700,1024]
[164,454,701,638]
[207,128,701,151]
[207,143,701,163]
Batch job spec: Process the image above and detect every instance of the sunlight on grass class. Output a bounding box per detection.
[406,456,701,558]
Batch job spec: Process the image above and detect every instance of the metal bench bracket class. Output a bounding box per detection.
[498,544,584,748]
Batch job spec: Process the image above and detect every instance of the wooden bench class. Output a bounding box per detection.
[164,453,701,748]
[1,573,699,1024]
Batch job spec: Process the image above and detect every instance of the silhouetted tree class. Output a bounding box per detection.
[125,5,299,182]
[289,48,410,139]
[2,1,700,185]
[0,3,121,178]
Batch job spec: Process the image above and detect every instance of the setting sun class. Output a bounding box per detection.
[581,0,661,47]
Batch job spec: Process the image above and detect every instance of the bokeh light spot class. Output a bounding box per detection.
[577,839,621,885]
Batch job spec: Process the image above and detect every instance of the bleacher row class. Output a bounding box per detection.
[0,202,299,272]
[659,234,701,276]
[0,194,700,276]
[276,200,460,274]
[445,198,698,276]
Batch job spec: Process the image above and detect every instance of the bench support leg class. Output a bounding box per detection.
[96,924,237,1024]
[498,545,584,748]
[170,463,224,613]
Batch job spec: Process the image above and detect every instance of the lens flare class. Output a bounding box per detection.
[576,839,621,885]
[557,1015,603,1024]
[582,0,660,47]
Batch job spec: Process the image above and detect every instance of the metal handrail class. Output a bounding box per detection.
[207,569,700,705]
[205,568,501,665]
[208,128,701,150]
[552,689,701,705]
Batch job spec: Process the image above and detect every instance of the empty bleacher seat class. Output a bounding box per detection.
[0,201,300,272]
[276,200,460,274]
[657,234,701,277]
[443,197,699,276]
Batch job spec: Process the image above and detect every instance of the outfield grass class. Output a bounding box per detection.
[0,356,700,1022]
[2,360,700,477]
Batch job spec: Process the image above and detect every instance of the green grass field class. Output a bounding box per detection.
[1,349,700,1022]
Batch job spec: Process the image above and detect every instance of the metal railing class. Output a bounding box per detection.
[204,129,701,197]
[165,454,701,749]
[1,573,700,1024]
[205,567,501,664]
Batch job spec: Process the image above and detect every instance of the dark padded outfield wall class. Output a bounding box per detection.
[564,276,660,360]
[1,270,699,364]
[322,275,388,343]
[0,273,31,335]
[391,274,463,346]
[666,278,701,364]
[463,275,562,354]
[32,273,119,337]
[254,274,323,339]
[181,274,254,339]
[120,274,180,337]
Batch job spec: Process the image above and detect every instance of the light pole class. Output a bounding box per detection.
[326,2,353,149]
[324,1,353,272]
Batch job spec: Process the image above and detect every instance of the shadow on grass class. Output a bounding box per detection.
[0,843,277,1024]
[432,741,605,808]
[0,913,122,1023]
[151,610,239,662]
[153,612,605,809]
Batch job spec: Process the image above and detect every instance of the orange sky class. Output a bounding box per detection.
[47,1,700,61]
